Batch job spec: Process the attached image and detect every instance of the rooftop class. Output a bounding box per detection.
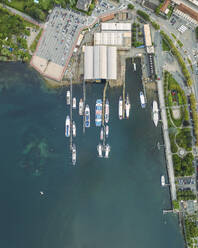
[76,0,92,11]
[160,0,171,13]
[176,3,198,21]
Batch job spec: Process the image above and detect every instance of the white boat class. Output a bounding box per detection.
[119,96,123,120]
[72,144,76,165]
[79,98,84,115]
[104,144,110,158]
[125,94,131,119]
[140,91,146,108]
[65,116,70,137]
[105,99,109,123]
[161,175,165,186]
[105,125,109,137]
[152,100,159,127]
[100,127,104,140]
[97,144,103,158]
[72,97,76,109]
[85,105,90,128]
[133,63,136,71]
[72,121,76,137]
[66,90,70,105]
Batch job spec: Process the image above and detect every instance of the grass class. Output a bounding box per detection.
[187,58,193,72]
[171,33,176,39]
[177,40,183,48]
[5,0,25,12]
[162,38,170,51]
[30,28,43,53]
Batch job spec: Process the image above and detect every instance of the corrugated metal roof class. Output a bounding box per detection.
[101,23,131,31]
[143,24,152,47]
[84,46,93,80]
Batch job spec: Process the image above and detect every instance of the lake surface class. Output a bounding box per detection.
[0,60,184,248]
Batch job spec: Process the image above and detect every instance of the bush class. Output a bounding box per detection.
[136,10,150,21]
[128,3,134,9]
[151,21,160,30]
[177,189,196,200]
[173,153,194,177]
[169,133,178,153]
[195,26,198,40]
[176,128,192,151]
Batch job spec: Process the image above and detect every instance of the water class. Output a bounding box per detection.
[0,61,184,248]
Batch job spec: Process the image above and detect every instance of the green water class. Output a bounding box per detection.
[0,61,184,248]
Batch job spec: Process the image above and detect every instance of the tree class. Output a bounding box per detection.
[128,4,134,10]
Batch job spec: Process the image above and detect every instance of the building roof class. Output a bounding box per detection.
[176,3,198,22]
[100,14,115,22]
[160,0,170,13]
[143,24,152,47]
[101,23,131,31]
[94,32,131,47]
[84,46,117,80]
[76,0,92,11]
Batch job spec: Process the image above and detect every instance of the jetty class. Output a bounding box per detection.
[83,80,86,133]
[70,76,73,150]
[102,81,108,126]
[122,77,125,119]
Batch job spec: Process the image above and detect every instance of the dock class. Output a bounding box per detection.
[122,76,125,119]
[163,209,175,214]
[102,81,108,126]
[70,76,73,150]
[83,80,86,133]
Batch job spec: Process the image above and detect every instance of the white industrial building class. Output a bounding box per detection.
[101,23,131,31]
[84,46,117,80]
[143,24,154,54]
[94,32,131,47]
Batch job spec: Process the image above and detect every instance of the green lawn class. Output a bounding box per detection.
[162,38,170,51]
[5,0,25,12]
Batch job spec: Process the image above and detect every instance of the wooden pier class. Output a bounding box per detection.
[163,209,174,214]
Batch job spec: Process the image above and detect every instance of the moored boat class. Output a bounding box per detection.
[105,125,109,137]
[72,97,76,109]
[105,99,109,123]
[100,127,104,140]
[97,144,103,158]
[104,144,110,158]
[152,100,159,127]
[79,98,84,115]
[140,91,146,108]
[95,99,102,127]
[65,116,70,137]
[161,175,165,186]
[125,94,131,119]
[133,63,136,71]
[72,144,76,165]
[72,121,76,137]
[85,105,90,128]
[119,96,123,120]
[66,91,70,105]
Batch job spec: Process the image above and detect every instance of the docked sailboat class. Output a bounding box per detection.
[72,121,76,137]
[105,125,109,137]
[133,63,136,71]
[105,99,109,123]
[97,144,103,158]
[104,144,110,158]
[95,99,102,127]
[119,96,123,120]
[79,98,84,115]
[140,91,146,108]
[72,97,76,109]
[65,116,70,137]
[152,100,159,127]
[66,91,70,105]
[85,105,90,128]
[72,144,76,165]
[161,175,165,186]
[100,127,104,140]
[125,94,131,119]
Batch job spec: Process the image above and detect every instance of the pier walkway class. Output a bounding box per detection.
[157,78,177,200]
[102,81,108,126]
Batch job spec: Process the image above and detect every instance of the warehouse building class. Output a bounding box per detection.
[174,3,198,24]
[94,32,131,48]
[84,46,117,80]
[101,23,131,31]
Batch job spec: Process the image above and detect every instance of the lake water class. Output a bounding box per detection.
[0,60,184,248]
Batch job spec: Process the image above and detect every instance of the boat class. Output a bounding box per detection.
[161,175,165,186]
[105,125,109,137]
[79,98,84,115]
[125,94,131,119]
[65,116,70,137]
[85,105,90,128]
[72,97,76,109]
[97,144,103,158]
[66,91,70,105]
[133,63,136,71]
[104,144,110,158]
[119,96,123,120]
[140,91,146,108]
[105,99,109,123]
[100,127,104,140]
[72,121,76,137]
[95,99,102,127]
[72,144,76,165]
[152,100,159,127]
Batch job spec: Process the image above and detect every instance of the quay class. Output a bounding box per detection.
[102,81,108,126]
[157,78,177,200]
[83,80,86,134]
[122,76,125,119]
[70,76,73,150]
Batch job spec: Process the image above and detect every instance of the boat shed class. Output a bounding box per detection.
[94,32,131,47]
[84,46,117,80]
